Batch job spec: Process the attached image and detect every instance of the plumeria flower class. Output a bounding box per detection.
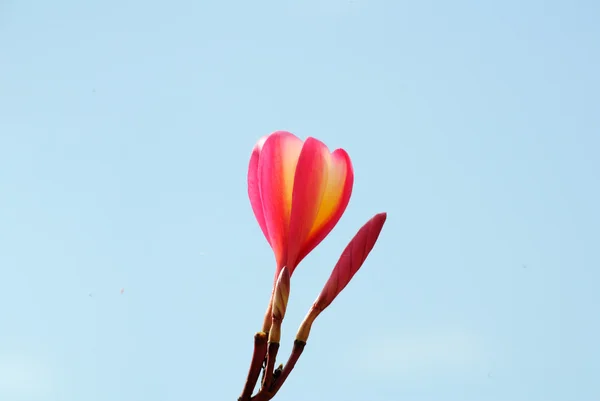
[248,131,354,332]
[239,131,386,401]
[248,130,354,279]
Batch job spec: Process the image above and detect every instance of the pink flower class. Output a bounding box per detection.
[248,131,354,277]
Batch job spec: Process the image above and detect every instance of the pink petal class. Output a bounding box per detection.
[248,136,270,245]
[257,131,303,268]
[286,137,330,271]
[295,148,354,266]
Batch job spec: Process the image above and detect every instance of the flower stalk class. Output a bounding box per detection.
[261,267,290,392]
[237,332,268,401]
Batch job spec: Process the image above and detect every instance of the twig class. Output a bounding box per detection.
[250,340,306,400]
[238,332,268,401]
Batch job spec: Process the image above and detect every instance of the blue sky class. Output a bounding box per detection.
[1,0,599,400]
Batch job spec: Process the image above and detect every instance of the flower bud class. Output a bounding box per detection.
[269,267,290,344]
[296,213,387,342]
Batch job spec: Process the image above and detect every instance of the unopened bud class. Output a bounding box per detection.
[296,213,387,342]
[315,213,386,311]
[269,267,290,344]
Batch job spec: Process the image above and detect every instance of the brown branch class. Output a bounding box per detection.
[261,342,280,391]
[268,340,305,396]
[238,332,268,401]
[249,340,306,401]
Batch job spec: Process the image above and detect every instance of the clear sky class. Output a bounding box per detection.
[1,1,599,400]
